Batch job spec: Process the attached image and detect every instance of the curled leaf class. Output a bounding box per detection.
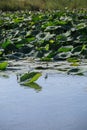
[20,72,42,83]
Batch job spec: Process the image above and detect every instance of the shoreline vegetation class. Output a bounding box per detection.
[0,0,87,11]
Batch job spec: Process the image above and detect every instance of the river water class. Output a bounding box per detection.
[0,73,87,130]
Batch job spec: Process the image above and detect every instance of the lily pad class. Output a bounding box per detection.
[54,52,71,61]
[20,72,42,83]
[58,46,73,53]
[0,62,8,70]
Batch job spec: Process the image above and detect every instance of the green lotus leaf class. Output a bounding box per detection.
[56,34,67,42]
[0,62,8,70]
[41,21,55,29]
[45,44,49,51]
[20,72,42,83]
[41,57,52,61]
[54,52,71,60]
[72,46,82,53]
[58,46,73,53]
[45,26,59,32]
[0,49,4,56]
[2,39,11,49]
[28,72,42,83]
[67,57,80,63]
[67,68,80,74]
[36,32,55,41]
[76,23,86,30]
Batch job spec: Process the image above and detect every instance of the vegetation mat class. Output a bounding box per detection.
[0,9,87,76]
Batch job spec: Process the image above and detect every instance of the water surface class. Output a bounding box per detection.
[0,74,87,130]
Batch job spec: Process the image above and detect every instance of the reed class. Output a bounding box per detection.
[0,0,87,11]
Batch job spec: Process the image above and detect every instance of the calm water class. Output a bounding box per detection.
[0,73,87,130]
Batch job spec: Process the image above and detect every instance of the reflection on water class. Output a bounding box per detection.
[21,82,42,92]
[0,73,87,130]
[0,72,9,78]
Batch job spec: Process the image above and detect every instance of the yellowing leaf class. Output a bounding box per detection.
[28,72,42,83]
[49,39,55,44]
[20,72,42,83]
[0,62,8,70]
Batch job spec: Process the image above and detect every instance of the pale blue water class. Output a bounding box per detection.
[0,73,87,130]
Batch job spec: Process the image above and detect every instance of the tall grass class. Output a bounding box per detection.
[0,0,87,11]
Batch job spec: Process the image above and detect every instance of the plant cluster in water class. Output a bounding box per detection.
[0,9,87,74]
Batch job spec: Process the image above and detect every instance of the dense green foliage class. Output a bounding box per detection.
[0,9,87,63]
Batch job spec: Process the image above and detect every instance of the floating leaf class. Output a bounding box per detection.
[76,23,86,30]
[20,72,42,83]
[45,44,49,51]
[45,26,59,32]
[0,62,8,70]
[28,72,42,83]
[56,34,67,42]
[36,32,55,41]
[41,57,52,61]
[67,68,80,74]
[0,49,4,56]
[49,39,55,44]
[54,52,71,60]
[67,57,80,63]
[58,46,73,53]
[2,39,11,49]
[70,62,79,66]
[72,46,82,54]
[20,72,37,82]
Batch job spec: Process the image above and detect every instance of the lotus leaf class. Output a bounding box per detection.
[58,46,73,53]
[20,72,42,83]
[0,62,8,70]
